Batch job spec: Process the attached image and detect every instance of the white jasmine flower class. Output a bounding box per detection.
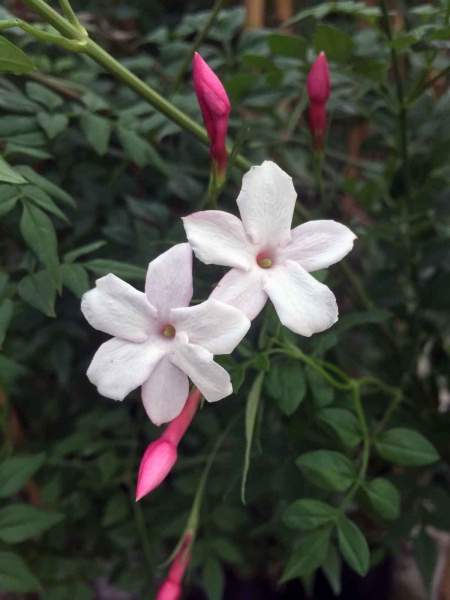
[81,244,250,425]
[183,161,356,336]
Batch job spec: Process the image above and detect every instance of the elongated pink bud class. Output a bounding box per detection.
[136,439,177,501]
[193,52,231,178]
[307,52,330,154]
[136,390,202,501]
[307,51,330,104]
[156,532,193,600]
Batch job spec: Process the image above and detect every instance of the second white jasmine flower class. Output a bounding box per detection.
[81,244,250,425]
[183,161,356,337]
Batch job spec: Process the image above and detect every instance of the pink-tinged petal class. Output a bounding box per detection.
[278,220,357,272]
[87,337,166,401]
[182,211,255,270]
[263,261,338,336]
[145,244,193,320]
[81,274,157,343]
[136,439,177,500]
[141,357,189,426]
[236,161,297,248]
[171,333,232,402]
[171,298,250,355]
[211,267,267,320]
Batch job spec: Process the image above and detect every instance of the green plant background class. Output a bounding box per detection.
[0,0,449,598]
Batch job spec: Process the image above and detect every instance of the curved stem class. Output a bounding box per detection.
[168,0,224,95]
[20,0,251,172]
[340,382,370,510]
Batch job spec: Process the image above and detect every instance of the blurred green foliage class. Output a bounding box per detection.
[0,0,449,598]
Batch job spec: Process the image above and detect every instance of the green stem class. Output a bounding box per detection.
[371,391,403,441]
[168,0,224,95]
[20,0,251,172]
[408,64,450,104]
[340,383,370,510]
[58,0,85,32]
[380,0,411,204]
[282,344,353,391]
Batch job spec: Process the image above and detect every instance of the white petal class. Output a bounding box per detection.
[278,220,357,272]
[87,337,166,401]
[171,333,232,402]
[141,357,189,425]
[263,261,338,336]
[236,161,297,248]
[210,267,268,320]
[183,211,255,270]
[145,244,193,320]
[81,274,157,343]
[171,298,250,355]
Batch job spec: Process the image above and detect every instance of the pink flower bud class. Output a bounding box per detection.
[156,532,193,600]
[136,439,177,501]
[193,52,231,177]
[136,390,202,501]
[307,51,330,104]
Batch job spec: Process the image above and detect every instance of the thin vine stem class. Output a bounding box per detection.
[339,382,371,511]
[19,0,251,172]
[168,0,224,95]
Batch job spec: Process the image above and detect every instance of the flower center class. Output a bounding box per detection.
[162,325,176,337]
[256,251,272,269]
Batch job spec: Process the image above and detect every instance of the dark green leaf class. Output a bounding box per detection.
[0,504,63,543]
[20,203,60,288]
[280,526,332,583]
[25,82,63,110]
[0,157,27,184]
[0,453,46,498]
[322,545,342,596]
[202,558,225,600]
[84,259,146,281]
[63,241,106,263]
[266,360,306,415]
[0,186,21,217]
[363,478,400,520]
[0,298,13,349]
[37,112,69,139]
[268,33,307,58]
[313,24,355,63]
[61,264,90,298]
[0,36,35,73]
[317,408,362,448]
[80,113,111,156]
[306,368,334,407]
[414,529,437,595]
[18,271,57,317]
[375,428,439,466]
[337,516,370,576]
[15,166,75,208]
[283,499,337,530]
[23,186,70,225]
[296,450,355,492]
[0,552,40,592]
[242,372,264,503]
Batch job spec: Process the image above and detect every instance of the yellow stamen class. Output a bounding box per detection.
[258,258,272,268]
[164,325,176,337]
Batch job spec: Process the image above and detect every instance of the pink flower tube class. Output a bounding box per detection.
[156,532,193,600]
[136,389,202,501]
[193,52,231,181]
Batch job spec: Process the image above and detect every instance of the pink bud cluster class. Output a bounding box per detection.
[156,532,193,600]
[136,389,202,501]
[306,52,330,154]
[193,52,231,181]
